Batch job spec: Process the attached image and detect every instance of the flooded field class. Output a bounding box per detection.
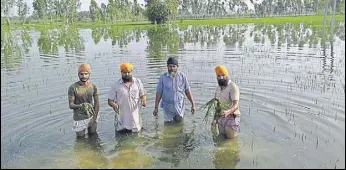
[1,22,345,168]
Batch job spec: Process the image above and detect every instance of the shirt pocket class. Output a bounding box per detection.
[176,82,185,93]
[116,88,127,102]
[129,86,140,102]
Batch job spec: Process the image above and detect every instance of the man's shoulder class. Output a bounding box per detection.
[132,76,139,81]
[160,72,168,77]
[69,82,79,88]
[177,72,187,78]
[229,81,238,88]
[89,82,98,88]
[131,76,141,83]
[158,72,169,80]
[111,79,122,86]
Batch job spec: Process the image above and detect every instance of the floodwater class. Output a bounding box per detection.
[1,22,345,169]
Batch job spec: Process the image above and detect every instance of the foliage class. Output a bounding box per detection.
[145,0,170,24]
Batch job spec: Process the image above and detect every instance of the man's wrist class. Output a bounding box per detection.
[228,109,233,115]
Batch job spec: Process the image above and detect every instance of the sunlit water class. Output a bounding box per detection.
[1,23,345,169]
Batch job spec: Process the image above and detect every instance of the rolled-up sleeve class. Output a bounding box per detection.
[183,74,191,92]
[108,84,117,101]
[230,83,240,101]
[138,79,146,97]
[156,75,164,94]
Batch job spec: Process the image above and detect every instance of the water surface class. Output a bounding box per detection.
[1,23,345,169]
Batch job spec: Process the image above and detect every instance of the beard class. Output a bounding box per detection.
[122,76,132,83]
[79,77,89,82]
[218,79,229,87]
[168,70,177,77]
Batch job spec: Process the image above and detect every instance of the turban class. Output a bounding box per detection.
[120,63,134,71]
[215,65,229,77]
[78,63,91,74]
[167,57,178,66]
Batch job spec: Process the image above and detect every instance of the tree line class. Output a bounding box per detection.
[1,0,345,25]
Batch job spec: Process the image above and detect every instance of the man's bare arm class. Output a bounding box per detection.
[154,92,162,108]
[185,90,195,106]
[69,96,82,109]
[94,94,100,116]
[227,100,239,115]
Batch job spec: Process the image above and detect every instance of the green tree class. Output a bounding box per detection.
[165,0,179,20]
[32,0,47,19]
[146,0,170,24]
[1,0,16,25]
[89,0,101,22]
[100,3,107,22]
[16,0,29,22]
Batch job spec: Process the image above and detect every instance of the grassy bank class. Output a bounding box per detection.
[178,15,345,26]
[2,15,345,29]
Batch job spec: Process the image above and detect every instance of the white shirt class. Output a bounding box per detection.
[108,77,146,132]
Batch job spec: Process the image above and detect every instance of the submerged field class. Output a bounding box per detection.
[1,16,345,168]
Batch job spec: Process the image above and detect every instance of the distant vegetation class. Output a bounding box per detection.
[1,0,345,26]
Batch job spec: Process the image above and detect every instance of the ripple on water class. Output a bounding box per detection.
[1,24,345,169]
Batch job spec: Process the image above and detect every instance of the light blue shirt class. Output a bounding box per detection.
[156,72,190,121]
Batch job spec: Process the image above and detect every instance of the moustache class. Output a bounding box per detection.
[122,76,132,82]
[218,79,228,86]
[80,78,89,82]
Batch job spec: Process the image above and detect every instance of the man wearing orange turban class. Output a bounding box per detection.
[78,63,91,74]
[119,62,134,72]
[68,63,100,137]
[107,62,147,133]
[213,65,241,139]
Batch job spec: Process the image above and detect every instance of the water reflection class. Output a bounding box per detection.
[212,135,240,169]
[146,26,180,59]
[1,28,32,71]
[73,133,108,169]
[157,121,196,167]
[105,26,144,47]
[38,26,84,55]
[91,27,106,45]
[107,131,153,168]
[1,21,345,169]
[89,22,345,52]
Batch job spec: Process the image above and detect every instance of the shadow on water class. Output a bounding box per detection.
[73,133,108,169]
[74,131,154,169]
[106,130,154,169]
[151,120,198,168]
[212,135,241,169]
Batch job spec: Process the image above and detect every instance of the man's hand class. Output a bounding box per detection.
[113,103,119,113]
[141,97,147,107]
[191,104,195,115]
[88,116,96,126]
[220,110,231,118]
[153,107,158,117]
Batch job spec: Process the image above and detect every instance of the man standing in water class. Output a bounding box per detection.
[68,63,100,137]
[107,63,147,133]
[214,65,241,139]
[153,57,195,123]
